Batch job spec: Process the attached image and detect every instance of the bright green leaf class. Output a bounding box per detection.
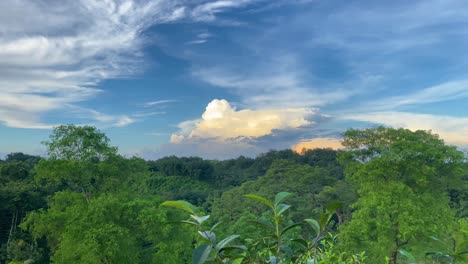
[161,200,196,214]
[244,194,274,210]
[274,192,292,206]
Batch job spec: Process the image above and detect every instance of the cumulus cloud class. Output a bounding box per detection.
[292,138,343,153]
[170,99,316,142]
[344,112,468,146]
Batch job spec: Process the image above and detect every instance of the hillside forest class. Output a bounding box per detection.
[0,125,467,264]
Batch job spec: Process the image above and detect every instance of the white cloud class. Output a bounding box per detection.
[366,79,468,111]
[67,105,137,127]
[0,0,258,129]
[344,112,468,146]
[191,0,255,21]
[172,99,315,141]
[143,100,178,107]
[170,134,185,143]
[193,55,355,109]
[113,116,136,127]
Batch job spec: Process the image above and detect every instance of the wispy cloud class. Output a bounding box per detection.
[0,0,259,129]
[190,0,257,22]
[144,132,170,136]
[143,100,178,107]
[364,79,468,111]
[67,105,137,128]
[193,55,356,109]
[187,31,213,45]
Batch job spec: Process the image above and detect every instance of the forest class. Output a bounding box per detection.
[0,125,467,264]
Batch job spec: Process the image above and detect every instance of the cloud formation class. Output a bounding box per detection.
[0,0,259,129]
[171,99,316,142]
[292,138,343,153]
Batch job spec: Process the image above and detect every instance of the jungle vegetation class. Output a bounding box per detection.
[0,125,467,263]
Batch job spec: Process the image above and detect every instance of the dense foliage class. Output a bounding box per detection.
[0,125,466,263]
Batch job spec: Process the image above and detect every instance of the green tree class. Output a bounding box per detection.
[338,127,465,263]
[23,125,193,263]
[43,125,117,162]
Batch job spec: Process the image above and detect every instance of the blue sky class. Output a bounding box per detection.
[1,0,468,159]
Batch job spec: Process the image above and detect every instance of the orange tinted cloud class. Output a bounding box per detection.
[292,138,343,153]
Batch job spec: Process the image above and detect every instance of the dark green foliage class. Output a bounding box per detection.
[211,160,353,238]
[0,153,47,264]
[149,156,215,181]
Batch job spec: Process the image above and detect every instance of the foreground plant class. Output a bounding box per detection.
[163,192,364,264]
[161,200,246,263]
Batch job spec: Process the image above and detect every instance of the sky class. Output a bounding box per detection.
[1,0,468,159]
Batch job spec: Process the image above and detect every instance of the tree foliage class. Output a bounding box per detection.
[338,127,465,263]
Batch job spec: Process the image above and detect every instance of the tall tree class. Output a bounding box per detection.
[23,125,192,263]
[338,127,465,263]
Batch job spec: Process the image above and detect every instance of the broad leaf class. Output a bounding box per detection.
[161,200,195,214]
[274,192,292,206]
[215,235,240,251]
[290,238,308,248]
[191,214,210,225]
[319,213,331,230]
[275,203,291,216]
[193,244,212,264]
[244,194,274,210]
[198,231,217,245]
[281,223,301,236]
[326,201,343,214]
[304,219,321,236]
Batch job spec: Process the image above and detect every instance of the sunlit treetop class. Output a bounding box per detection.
[43,125,118,162]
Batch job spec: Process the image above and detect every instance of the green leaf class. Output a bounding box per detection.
[193,244,212,264]
[319,213,331,230]
[304,218,321,236]
[191,214,210,225]
[399,249,416,264]
[291,238,308,248]
[281,223,301,236]
[275,203,291,216]
[198,231,217,245]
[168,220,199,227]
[326,201,343,214]
[161,200,196,214]
[274,192,292,206]
[215,235,240,251]
[244,194,274,210]
[232,257,245,264]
